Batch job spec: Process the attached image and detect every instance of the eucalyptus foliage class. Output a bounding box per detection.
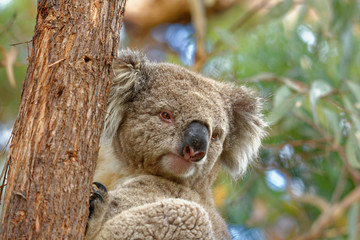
[209,1,360,239]
[1,0,360,239]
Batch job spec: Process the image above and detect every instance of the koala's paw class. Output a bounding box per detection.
[86,182,109,238]
[87,182,108,232]
[89,182,108,219]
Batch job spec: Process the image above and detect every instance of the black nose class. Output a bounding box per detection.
[180,121,209,162]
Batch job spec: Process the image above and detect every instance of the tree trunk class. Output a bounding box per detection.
[0,0,126,239]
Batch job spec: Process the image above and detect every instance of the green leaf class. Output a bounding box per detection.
[310,80,332,125]
[274,86,292,108]
[340,22,354,78]
[346,81,360,103]
[264,0,293,20]
[345,131,360,169]
[214,28,238,48]
[343,96,360,132]
[267,94,299,125]
[347,203,359,240]
[308,0,331,29]
[323,108,341,145]
[281,78,308,93]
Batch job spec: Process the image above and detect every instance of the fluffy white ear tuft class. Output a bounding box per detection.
[102,49,149,142]
[220,86,267,179]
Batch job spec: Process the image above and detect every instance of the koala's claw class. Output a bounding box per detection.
[90,188,104,203]
[87,182,108,234]
[88,182,108,220]
[93,182,107,193]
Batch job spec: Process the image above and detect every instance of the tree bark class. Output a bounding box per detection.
[0,0,126,239]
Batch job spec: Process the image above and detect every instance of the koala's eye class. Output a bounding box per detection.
[160,111,173,123]
[211,132,220,141]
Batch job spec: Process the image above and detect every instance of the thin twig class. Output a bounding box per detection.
[292,112,331,140]
[188,0,207,72]
[283,168,330,212]
[323,223,360,238]
[337,146,360,184]
[296,185,360,240]
[291,193,330,212]
[229,0,270,32]
[330,167,347,204]
[264,138,328,149]
[210,0,270,56]
[10,40,33,47]
[0,156,10,206]
[223,172,259,208]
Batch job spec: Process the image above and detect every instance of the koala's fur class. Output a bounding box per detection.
[86,49,266,240]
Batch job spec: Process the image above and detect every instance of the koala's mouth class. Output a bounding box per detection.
[160,153,196,177]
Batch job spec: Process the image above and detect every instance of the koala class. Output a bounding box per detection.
[86,49,266,240]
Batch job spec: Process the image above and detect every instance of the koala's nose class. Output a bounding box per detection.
[181,121,209,162]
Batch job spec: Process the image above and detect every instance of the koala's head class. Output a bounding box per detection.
[102,49,266,187]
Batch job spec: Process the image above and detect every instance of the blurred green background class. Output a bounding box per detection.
[1,0,360,239]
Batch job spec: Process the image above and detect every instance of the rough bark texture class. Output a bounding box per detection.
[0,0,126,239]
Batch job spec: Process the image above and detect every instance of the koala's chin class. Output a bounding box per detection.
[160,153,204,178]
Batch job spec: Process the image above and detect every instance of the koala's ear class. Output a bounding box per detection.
[102,49,149,142]
[220,86,267,179]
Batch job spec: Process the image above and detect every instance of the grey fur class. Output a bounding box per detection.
[87,49,267,240]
